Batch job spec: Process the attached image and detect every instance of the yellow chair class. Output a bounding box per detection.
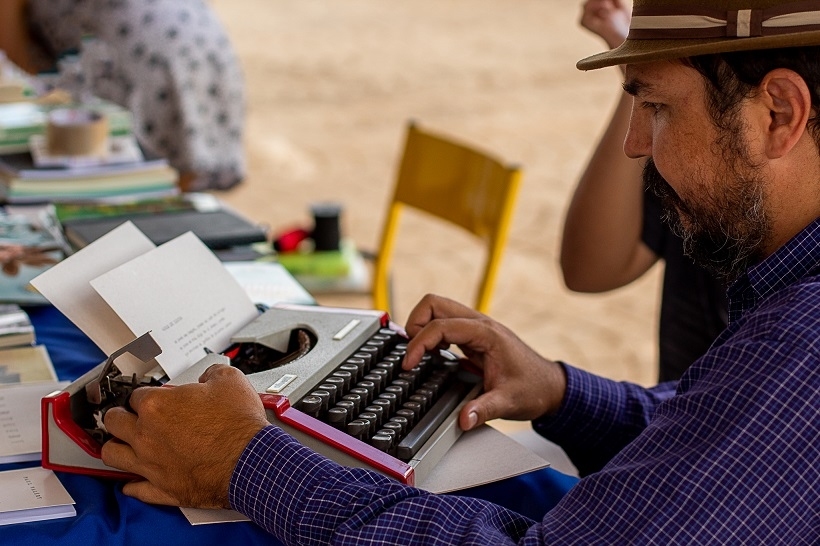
[372,121,522,315]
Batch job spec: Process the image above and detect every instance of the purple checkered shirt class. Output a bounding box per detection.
[229,219,820,544]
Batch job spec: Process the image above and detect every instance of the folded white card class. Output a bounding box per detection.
[0,467,76,526]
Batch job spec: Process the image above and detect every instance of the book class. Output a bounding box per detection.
[276,239,371,294]
[0,380,66,463]
[0,344,57,385]
[0,206,69,305]
[0,467,76,525]
[0,150,178,204]
[62,208,268,250]
[53,195,197,223]
[275,238,358,277]
[0,146,168,181]
[0,304,35,348]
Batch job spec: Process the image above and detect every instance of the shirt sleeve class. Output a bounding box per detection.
[229,425,538,545]
[532,363,676,475]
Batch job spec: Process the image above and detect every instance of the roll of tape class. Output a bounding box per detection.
[46,108,109,157]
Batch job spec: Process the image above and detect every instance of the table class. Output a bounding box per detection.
[1,306,578,545]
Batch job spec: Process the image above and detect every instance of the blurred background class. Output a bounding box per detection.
[211,0,659,386]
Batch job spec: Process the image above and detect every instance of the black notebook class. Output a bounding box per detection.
[62,209,268,250]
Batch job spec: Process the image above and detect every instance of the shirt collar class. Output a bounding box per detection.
[727,217,820,323]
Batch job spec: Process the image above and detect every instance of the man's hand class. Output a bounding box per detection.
[580,0,631,49]
[101,365,269,508]
[403,294,567,431]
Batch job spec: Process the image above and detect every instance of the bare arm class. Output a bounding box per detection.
[560,91,657,292]
[559,0,658,292]
[0,0,36,74]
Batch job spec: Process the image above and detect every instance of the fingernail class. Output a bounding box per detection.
[466,411,478,429]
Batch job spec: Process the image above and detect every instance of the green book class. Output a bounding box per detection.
[276,239,356,277]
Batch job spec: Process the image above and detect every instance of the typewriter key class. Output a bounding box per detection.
[370,398,392,417]
[346,419,370,440]
[317,383,339,404]
[298,396,323,418]
[349,386,371,406]
[358,412,378,436]
[342,393,363,414]
[331,370,353,391]
[327,407,349,429]
[382,421,403,440]
[377,392,398,412]
[395,408,416,427]
[364,404,385,427]
[363,372,386,391]
[371,433,393,452]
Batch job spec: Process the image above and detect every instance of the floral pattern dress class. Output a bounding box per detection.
[28,0,246,190]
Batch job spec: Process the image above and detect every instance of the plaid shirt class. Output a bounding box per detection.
[230,219,820,545]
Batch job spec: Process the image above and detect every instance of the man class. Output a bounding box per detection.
[101,0,820,543]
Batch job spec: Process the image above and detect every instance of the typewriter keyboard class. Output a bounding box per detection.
[294,328,479,461]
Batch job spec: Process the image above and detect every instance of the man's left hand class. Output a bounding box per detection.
[101,364,269,508]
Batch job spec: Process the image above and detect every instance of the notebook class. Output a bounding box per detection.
[62,209,268,250]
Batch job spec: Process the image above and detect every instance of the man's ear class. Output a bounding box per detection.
[758,68,812,159]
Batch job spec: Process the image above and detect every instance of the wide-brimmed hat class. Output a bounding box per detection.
[577,0,820,70]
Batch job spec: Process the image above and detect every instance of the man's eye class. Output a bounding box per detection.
[642,101,663,112]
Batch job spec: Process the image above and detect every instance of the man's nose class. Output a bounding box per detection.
[623,101,651,159]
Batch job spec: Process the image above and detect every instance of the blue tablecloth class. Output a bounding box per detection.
[1,306,578,545]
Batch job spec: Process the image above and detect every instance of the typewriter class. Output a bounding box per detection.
[41,304,482,487]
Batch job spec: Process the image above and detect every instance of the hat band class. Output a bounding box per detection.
[629,1,820,39]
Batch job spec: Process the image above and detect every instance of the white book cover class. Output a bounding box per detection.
[0,467,75,526]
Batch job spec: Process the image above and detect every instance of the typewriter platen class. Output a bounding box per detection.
[41,304,482,487]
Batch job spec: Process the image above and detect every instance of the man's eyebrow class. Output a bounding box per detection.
[623,78,652,97]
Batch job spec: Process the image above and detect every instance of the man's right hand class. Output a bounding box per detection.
[402,294,567,431]
[580,0,631,49]
[101,364,269,509]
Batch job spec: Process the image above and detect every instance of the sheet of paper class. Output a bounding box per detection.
[0,467,76,526]
[223,261,315,307]
[90,232,259,378]
[30,222,156,376]
[179,507,250,525]
[417,424,550,494]
[0,381,68,463]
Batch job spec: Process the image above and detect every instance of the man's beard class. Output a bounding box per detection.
[642,151,770,283]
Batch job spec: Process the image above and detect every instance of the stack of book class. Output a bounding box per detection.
[0,99,177,203]
[0,304,35,350]
[0,149,178,204]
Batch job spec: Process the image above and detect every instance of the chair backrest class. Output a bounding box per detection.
[372,121,522,315]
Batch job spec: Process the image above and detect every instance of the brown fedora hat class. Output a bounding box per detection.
[577,0,820,70]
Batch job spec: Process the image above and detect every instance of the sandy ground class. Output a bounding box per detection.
[209,0,660,389]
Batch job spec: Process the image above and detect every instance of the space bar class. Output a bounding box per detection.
[396,380,473,461]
